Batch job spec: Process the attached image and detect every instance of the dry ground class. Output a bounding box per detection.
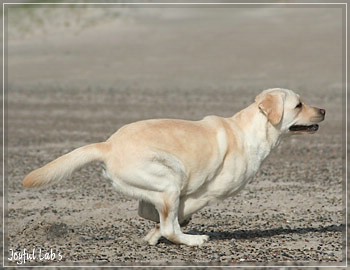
[5,4,346,267]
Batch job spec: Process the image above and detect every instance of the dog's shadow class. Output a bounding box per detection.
[188,224,345,241]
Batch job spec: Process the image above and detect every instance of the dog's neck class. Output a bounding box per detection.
[231,103,282,160]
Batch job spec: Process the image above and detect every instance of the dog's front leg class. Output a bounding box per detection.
[143,217,192,245]
[139,200,192,224]
[143,195,210,245]
[155,190,209,246]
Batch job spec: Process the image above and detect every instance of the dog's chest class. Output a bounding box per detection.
[205,146,269,198]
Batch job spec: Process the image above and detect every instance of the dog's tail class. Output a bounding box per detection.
[23,142,110,189]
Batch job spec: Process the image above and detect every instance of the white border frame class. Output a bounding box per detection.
[2,2,347,268]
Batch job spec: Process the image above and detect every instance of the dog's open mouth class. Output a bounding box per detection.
[289,124,319,133]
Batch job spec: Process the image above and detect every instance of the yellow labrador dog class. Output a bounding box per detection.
[23,88,325,246]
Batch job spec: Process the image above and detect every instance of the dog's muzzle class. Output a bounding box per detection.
[289,108,325,133]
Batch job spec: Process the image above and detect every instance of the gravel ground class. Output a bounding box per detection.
[5,4,346,268]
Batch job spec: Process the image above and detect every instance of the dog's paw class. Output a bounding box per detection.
[144,227,161,246]
[181,234,209,246]
[147,236,160,246]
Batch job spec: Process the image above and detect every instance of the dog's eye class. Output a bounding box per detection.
[295,102,302,109]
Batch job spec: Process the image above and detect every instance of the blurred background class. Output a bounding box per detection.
[7,2,343,139]
[8,3,343,89]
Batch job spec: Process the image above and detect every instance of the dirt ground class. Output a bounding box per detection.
[5,4,346,268]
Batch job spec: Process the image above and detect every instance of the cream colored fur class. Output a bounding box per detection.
[23,88,325,246]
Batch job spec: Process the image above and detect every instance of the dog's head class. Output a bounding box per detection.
[255,88,325,135]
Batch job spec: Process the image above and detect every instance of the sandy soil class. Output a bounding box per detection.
[5,4,346,267]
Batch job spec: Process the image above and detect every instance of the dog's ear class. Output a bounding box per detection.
[257,94,284,126]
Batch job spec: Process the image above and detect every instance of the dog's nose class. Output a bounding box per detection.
[319,108,326,116]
